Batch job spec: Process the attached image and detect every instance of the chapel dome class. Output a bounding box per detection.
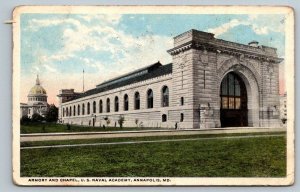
[29,85,47,95]
[28,75,47,95]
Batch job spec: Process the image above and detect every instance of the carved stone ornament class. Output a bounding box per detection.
[200,51,208,66]
[267,64,274,74]
[179,63,185,69]
[233,64,242,71]
[239,54,245,63]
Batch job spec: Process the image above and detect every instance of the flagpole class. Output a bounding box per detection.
[83,69,85,92]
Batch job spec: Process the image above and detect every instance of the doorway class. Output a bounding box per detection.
[220,72,248,127]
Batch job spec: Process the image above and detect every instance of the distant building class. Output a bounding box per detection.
[280,93,287,125]
[58,29,283,129]
[20,75,49,118]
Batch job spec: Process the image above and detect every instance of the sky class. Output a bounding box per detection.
[20,13,286,106]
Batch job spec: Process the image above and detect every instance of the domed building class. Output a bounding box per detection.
[20,75,49,118]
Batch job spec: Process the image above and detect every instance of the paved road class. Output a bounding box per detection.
[21,133,285,150]
[20,127,285,142]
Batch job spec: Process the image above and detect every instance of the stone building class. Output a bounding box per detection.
[20,75,49,118]
[58,29,283,129]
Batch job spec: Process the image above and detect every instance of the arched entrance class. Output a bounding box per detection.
[220,72,248,127]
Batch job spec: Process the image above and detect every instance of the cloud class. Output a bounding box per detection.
[77,14,121,25]
[27,14,122,31]
[27,18,82,31]
[22,14,173,105]
[248,15,285,34]
[37,16,172,71]
[251,24,269,35]
[43,64,57,73]
[207,15,285,37]
[208,19,247,37]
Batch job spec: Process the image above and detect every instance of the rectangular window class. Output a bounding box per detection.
[228,97,235,109]
[180,113,184,122]
[222,97,228,109]
[235,98,241,109]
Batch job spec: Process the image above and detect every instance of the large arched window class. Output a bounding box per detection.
[124,94,129,111]
[220,72,248,127]
[87,102,90,115]
[134,92,140,110]
[106,98,110,113]
[69,106,72,117]
[66,108,69,117]
[73,105,76,116]
[93,101,96,114]
[147,89,153,108]
[115,96,119,112]
[162,86,169,107]
[220,72,242,109]
[82,103,85,115]
[77,105,80,116]
[63,108,65,117]
[99,100,103,113]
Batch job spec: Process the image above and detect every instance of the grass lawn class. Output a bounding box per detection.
[21,131,286,147]
[21,123,167,134]
[21,133,286,177]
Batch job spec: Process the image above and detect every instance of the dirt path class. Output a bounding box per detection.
[20,127,285,142]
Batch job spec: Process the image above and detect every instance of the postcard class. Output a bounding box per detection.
[12,5,294,186]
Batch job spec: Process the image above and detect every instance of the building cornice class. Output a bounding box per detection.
[60,73,173,106]
[167,38,283,64]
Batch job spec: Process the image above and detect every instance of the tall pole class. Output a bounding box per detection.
[83,69,85,92]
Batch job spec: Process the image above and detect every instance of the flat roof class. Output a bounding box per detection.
[73,62,172,100]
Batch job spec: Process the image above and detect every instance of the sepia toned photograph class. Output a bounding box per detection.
[12,6,294,186]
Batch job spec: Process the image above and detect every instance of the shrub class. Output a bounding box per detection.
[135,119,139,127]
[118,116,125,128]
[45,104,58,122]
[139,121,144,128]
[31,113,44,122]
[20,115,31,125]
[104,116,110,126]
[281,118,287,124]
[66,123,71,130]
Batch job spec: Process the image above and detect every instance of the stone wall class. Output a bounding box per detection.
[170,49,196,129]
[60,74,177,128]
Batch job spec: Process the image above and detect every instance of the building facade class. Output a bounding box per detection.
[20,75,49,118]
[58,29,283,129]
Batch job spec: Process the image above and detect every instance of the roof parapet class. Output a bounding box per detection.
[174,29,214,47]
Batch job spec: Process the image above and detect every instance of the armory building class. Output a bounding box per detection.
[57,29,283,129]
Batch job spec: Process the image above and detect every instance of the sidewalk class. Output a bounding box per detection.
[21,134,285,150]
[20,127,286,142]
